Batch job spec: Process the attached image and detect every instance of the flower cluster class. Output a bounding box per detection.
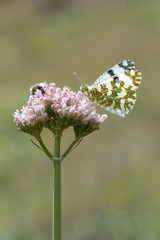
[13,82,107,139]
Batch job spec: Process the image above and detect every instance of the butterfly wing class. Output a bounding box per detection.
[94,60,135,85]
[88,60,142,117]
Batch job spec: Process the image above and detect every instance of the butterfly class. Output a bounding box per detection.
[77,60,142,117]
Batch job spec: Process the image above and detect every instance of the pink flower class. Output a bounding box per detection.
[13,82,107,138]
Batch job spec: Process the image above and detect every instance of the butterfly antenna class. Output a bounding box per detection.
[73,72,84,83]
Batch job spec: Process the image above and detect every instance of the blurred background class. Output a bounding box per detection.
[0,0,160,239]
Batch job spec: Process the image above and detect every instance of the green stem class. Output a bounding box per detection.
[61,138,79,160]
[53,135,61,240]
[38,138,53,159]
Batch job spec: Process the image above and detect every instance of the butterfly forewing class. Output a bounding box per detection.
[93,60,135,85]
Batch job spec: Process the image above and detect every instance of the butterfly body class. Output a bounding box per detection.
[80,60,142,117]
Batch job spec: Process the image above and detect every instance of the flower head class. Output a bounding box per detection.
[13,82,107,139]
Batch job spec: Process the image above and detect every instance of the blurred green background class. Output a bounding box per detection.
[0,0,160,239]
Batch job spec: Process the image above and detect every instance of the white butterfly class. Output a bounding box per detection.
[77,60,142,117]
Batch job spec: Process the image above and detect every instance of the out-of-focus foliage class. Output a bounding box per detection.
[0,0,160,239]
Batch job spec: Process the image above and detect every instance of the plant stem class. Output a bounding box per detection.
[38,138,53,159]
[61,138,79,160]
[53,134,61,240]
